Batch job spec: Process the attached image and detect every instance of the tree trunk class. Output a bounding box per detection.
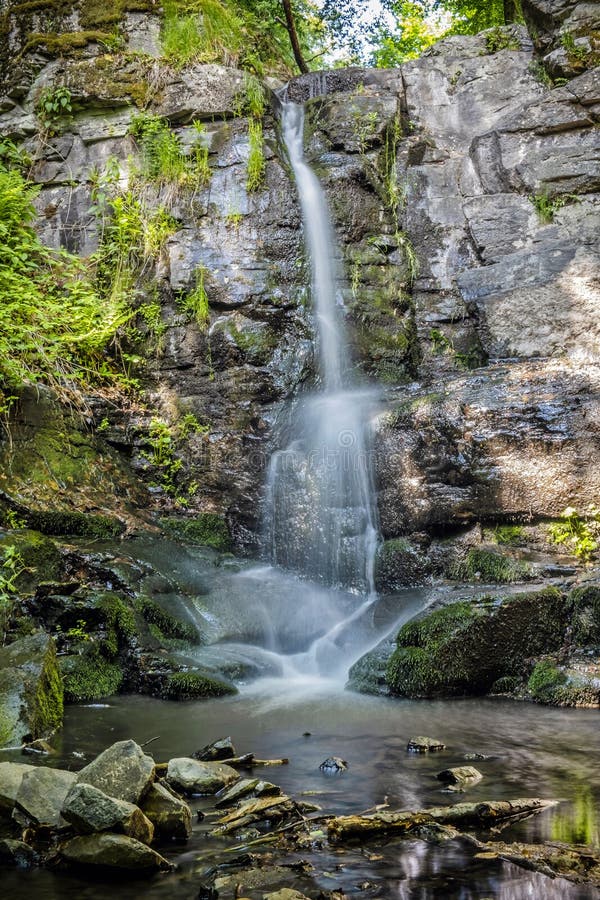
[282,0,309,74]
[504,0,520,23]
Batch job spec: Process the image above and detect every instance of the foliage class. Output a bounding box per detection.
[561,31,590,64]
[246,118,266,192]
[452,547,531,582]
[0,545,25,643]
[179,266,210,328]
[35,85,73,130]
[0,166,135,403]
[484,25,520,53]
[62,646,124,701]
[493,524,524,545]
[191,120,212,185]
[549,506,600,562]
[0,139,31,174]
[531,191,566,223]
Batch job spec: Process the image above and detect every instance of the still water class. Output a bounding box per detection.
[3,685,599,898]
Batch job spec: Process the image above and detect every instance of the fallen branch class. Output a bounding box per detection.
[327,798,559,843]
[220,754,289,768]
[462,834,600,887]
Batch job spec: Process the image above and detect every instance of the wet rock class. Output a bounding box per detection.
[0,838,40,868]
[436,766,483,788]
[0,762,36,818]
[140,782,192,841]
[58,833,171,873]
[215,777,281,809]
[62,783,154,844]
[192,736,236,761]
[166,758,239,795]
[155,63,245,122]
[75,740,155,805]
[464,752,489,761]
[407,737,446,753]
[15,766,77,827]
[0,632,63,747]
[319,757,348,772]
[264,891,312,900]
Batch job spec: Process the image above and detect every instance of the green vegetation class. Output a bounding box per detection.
[561,31,590,64]
[492,524,524,545]
[451,547,531,583]
[178,266,210,329]
[62,648,124,702]
[484,26,520,53]
[130,113,213,189]
[549,505,600,562]
[246,118,266,192]
[528,659,566,701]
[163,670,237,700]
[160,513,231,550]
[551,784,600,846]
[569,584,600,644]
[30,637,63,738]
[35,85,73,130]
[0,545,25,643]
[137,595,200,644]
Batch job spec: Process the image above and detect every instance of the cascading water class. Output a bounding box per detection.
[257,100,381,680]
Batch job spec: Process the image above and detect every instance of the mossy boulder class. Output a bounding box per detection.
[61,649,124,703]
[162,670,237,701]
[387,587,570,698]
[451,546,532,583]
[375,538,431,590]
[0,529,63,591]
[0,632,63,747]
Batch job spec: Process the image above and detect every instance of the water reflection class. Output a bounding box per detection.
[551,782,600,846]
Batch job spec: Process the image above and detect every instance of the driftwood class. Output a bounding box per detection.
[327,798,559,843]
[219,754,290,768]
[463,835,600,887]
[211,795,299,835]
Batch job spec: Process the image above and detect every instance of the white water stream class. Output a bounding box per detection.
[257,101,382,686]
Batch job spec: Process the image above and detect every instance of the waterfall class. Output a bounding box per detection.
[265,101,379,599]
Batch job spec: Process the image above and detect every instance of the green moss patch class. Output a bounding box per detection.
[451,547,531,583]
[137,596,199,644]
[160,514,231,551]
[21,510,124,539]
[569,584,600,645]
[163,670,237,701]
[61,647,123,702]
[0,529,62,590]
[387,587,569,698]
[528,659,566,701]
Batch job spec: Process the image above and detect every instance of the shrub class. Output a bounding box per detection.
[528,659,566,701]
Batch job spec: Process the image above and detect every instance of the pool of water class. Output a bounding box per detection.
[3,685,599,899]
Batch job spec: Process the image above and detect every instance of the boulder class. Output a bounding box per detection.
[75,740,155,804]
[319,757,348,772]
[192,736,236,761]
[140,782,192,841]
[165,758,238,795]
[0,762,36,818]
[59,833,171,872]
[0,838,39,868]
[155,63,245,123]
[15,766,77,827]
[436,766,483,787]
[406,737,446,753]
[0,632,63,747]
[62,783,154,844]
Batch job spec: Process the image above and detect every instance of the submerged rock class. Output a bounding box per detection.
[75,740,155,805]
[58,833,171,873]
[319,757,348,772]
[62,783,154,844]
[436,766,483,788]
[407,737,446,753]
[140,782,192,841]
[165,758,238,795]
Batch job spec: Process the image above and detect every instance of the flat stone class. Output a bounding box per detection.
[0,762,36,817]
[62,782,154,844]
[76,740,155,804]
[15,766,77,826]
[140,782,192,841]
[165,758,239,795]
[407,736,446,753]
[59,833,171,872]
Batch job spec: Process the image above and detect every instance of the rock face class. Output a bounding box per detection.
[0,10,597,564]
[166,757,239,795]
[0,633,63,747]
[75,740,155,804]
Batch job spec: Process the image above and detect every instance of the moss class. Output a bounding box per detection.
[160,514,231,551]
[97,592,136,654]
[491,525,524,546]
[528,659,567,701]
[21,510,124,539]
[489,675,523,694]
[0,529,62,589]
[21,30,117,56]
[62,52,156,106]
[387,587,569,698]
[451,547,531,583]
[61,646,123,701]
[569,584,600,645]
[29,637,63,737]
[163,671,237,701]
[137,596,199,644]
